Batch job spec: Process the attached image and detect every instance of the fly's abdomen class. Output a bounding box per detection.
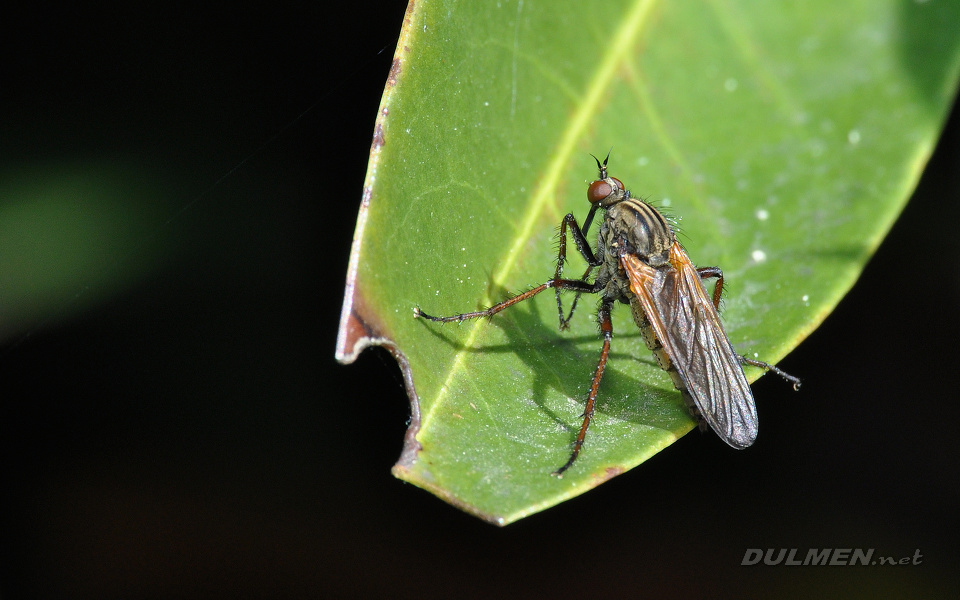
[630,299,707,430]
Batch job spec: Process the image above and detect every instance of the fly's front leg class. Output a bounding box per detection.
[556,206,602,330]
[552,298,614,477]
[558,264,596,330]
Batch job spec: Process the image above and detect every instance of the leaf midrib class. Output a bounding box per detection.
[420,0,660,433]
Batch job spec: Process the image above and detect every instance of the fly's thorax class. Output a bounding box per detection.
[602,199,675,267]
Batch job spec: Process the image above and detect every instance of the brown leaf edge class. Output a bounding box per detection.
[334,0,519,526]
[335,192,518,524]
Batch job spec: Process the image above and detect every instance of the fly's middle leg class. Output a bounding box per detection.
[414,278,598,323]
[696,266,724,309]
[696,266,801,390]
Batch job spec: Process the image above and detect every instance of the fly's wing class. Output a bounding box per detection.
[620,244,757,448]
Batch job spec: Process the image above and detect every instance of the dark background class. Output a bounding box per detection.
[1,2,958,598]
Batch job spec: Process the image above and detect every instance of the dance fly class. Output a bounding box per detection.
[414,154,800,476]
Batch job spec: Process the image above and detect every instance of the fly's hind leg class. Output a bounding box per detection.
[696,266,801,391]
[552,298,614,477]
[740,356,802,391]
[697,267,800,390]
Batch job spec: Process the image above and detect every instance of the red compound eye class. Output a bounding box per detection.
[587,180,612,204]
[587,177,623,204]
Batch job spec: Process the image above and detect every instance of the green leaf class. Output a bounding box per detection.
[337,0,960,525]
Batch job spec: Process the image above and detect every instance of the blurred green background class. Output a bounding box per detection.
[1,2,958,599]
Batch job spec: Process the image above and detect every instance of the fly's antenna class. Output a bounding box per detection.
[590,150,612,179]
